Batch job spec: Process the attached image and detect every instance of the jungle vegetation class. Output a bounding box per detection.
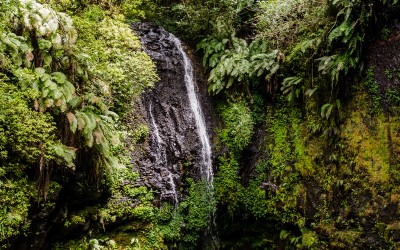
[1,0,400,249]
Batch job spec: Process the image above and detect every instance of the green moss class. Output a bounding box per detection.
[184,179,215,231]
[341,103,392,183]
[266,104,316,178]
[239,161,270,219]
[363,67,382,115]
[301,230,318,248]
[292,122,314,176]
[214,155,244,216]
[98,168,155,225]
[64,215,86,228]
[73,12,158,116]
[217,100,254,154]
[0,164,33,246]
[156,204,184,243]
[132,124,150,144]
[214,80,400,248]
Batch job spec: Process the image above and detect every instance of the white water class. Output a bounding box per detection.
[148,102,179,205]
[169,35,214,183]
[149,102,163,150]
[167,171,178,205]
[169,35,218,249]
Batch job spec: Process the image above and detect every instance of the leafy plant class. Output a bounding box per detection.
[214,156,243,216]
[281,76,304,101]
[181,179,216,247]
[218,100,254,154]
[320,100,340,119]
[73,14,158,115]
[0,0,159,245]
[198,35,280,96]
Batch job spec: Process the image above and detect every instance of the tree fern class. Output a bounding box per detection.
[199,34,281,96]
[197,37,228,67]
[0,0,157,203]
[49,142,76,170]
[22,68,76,112]
[66,112,77,133]
[20,0,77,43]
[0,33,31,68]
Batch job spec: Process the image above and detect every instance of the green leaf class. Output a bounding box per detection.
[38,39,52,51]
[67,112,77,133]
[51,72,67,84]
[35,67,46,77]
[321,103,334,119]
[305,87,318,97]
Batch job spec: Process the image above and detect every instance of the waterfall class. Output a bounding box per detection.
[133,23,218,248]
[169,34,218,249]
[148,102,179,205]
[148,102,163,153]
[169,35,214,184]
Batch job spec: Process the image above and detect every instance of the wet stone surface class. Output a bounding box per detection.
[131,23,215,204]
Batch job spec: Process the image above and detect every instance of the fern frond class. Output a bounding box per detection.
[50,142,76,170]
[67,112,77,133]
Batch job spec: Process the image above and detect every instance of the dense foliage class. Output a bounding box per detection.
[2,0,400,249]
[157,0,400,248]
[0,0,157,247]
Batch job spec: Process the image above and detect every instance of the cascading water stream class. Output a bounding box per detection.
[148,102,163,153]
[133,23,218,248]
[148,102,179,205]
[169,35,214,184]
[169,34,218,249]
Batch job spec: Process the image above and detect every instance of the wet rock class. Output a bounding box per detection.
[131,23,217,204]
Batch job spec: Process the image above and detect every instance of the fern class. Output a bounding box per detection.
[197,37,228,67]
[199,35,281,96]
[281,76,303,101]
[71,106,120,174]
[249,50,280,79]
[0,0,153,203]
[66,112,77,133]
[50,143,76,170]
[20,0,77,43]
[0,33,31,68]
[320,103,334,119]
[320,100,340,119]
[29,68,76,112]
[202,35,251,94]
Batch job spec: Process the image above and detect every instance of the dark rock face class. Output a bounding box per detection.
[131,23,216,203]
[369,32,400,111]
